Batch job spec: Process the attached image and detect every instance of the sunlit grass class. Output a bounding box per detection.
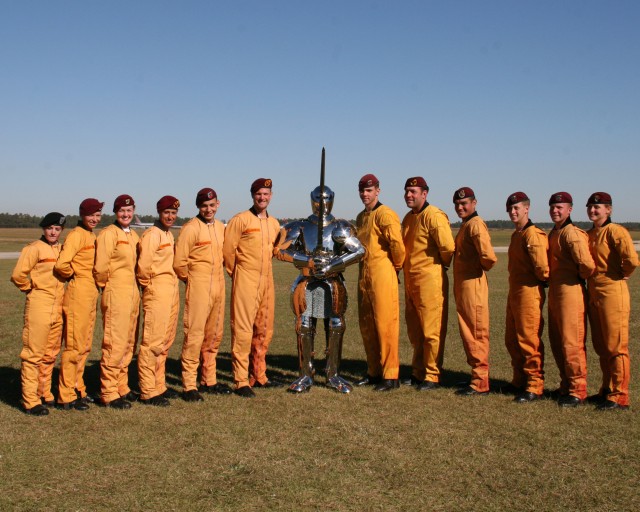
[0,240,639,511]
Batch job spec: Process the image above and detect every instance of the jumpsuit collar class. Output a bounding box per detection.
[250,206,269,218]
[520,219,534,231]
[154,220,169,232]
[412,201,429,214]
[196,214,213,225]
[77,220,93,232]
[361,201,384,215]
[39,235,59,246]
[554,216,573,230]
[113,220,131,232]
[462,211,479,223]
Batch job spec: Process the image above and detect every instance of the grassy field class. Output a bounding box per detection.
[0,229,639,511]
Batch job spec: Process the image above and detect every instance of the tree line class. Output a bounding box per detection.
[1,212,639,231]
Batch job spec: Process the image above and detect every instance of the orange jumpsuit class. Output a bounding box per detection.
[223,208,280,388]
[11,239,65,409]
[55,224,98,404]
[505,221,549,395]
[548,220,595,400]
[174,216,226,391]
[453,213,497,393]
[136,224,179,400]
[402,203,455,383]
[94,224,141,403]
[587,220,639,406]
[356,203,405,380]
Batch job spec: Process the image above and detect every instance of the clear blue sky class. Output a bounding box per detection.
[2,1,639,223]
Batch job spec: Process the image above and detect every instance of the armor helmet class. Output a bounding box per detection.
[310,185,335,216]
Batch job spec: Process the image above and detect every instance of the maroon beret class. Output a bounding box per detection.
[79,198,104,216]
[358,173,380,191]
[39,212,66,228]
[549,191,573,205]
[112,194,135,213]
[586,192,612,206]
[505,191,529,211]
[453,187,475,202]
[157,195,180,212]
[251,178,272,194]
[196,187,217,206]
[404,177,429,191]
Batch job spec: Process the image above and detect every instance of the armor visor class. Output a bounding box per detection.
[311,186,335,217]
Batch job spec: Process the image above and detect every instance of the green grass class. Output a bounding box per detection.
[0,241,639,511]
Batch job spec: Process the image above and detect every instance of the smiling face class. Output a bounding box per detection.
[404,186,427,213]
[159,208,178,230]
[115,206,135,229]
[454,197,477,221]
[198,198,219,223]
[359,185,380,211]
[252,188,272,214]
[587,203,612,227]
[42,225,63,245]
[81,211,102,231]
[549,202,572,227]
[508,201,530,229]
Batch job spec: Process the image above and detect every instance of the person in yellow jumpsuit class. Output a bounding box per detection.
[504,192,549,403]
[94,194,141,409]
[223,178,281,398]
[136,195,181,407]
[11,212,67,415]
[355,173,405,391]
[175,188,231,403]
[585,192,639,410]
[401,177,455,391]
[452,187,497,396]
[55,198,104,411]
[547,192,595,407]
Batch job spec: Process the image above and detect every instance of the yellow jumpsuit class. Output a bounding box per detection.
[453,213,497,393]
[587,221,639,406]
[174,216,226,391]
[136,224,179,400]
[402,204,455,383]
[11,239,65,409]
[223,208,280,388]
[548,221,595,400]
[55,224,98,404]
[505,222,549,395]
[356,203,405,380]
[94,224,141,403]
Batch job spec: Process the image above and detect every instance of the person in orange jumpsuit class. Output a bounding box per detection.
[547,191,595,407]
[355,173,405,391]
[136,195,181,407]
[504,192,549,403]
[401,177,455,391]
[174,188,231,402]
[223,178,281,398]
[11,212,67,416]
[452,187,497,396]
[94,194,141,409]
[55,198,104,411]
[585,192,639,410]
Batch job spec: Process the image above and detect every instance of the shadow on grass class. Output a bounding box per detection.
[0,354,516,409]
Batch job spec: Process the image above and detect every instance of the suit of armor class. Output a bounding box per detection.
[276,186,365,393]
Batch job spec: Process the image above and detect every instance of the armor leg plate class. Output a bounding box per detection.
[326,375,352,394]
[288,375,314,393]
[325,315,350,394]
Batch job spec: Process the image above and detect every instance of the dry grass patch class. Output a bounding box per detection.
[0,251,639,511]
